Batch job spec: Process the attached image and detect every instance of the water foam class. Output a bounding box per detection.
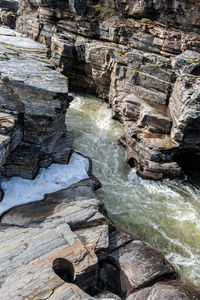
[0,153,89,215]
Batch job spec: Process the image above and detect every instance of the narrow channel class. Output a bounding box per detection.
[66,93,200,288]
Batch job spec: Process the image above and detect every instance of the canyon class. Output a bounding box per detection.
[14,0,200,180]
[0,0,199,299]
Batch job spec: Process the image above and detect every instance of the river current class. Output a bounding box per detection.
[66,93,200,288]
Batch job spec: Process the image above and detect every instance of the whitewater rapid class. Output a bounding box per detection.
[66,94,200,288]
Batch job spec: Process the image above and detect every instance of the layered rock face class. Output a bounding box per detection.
[0,27,73,179]
[15,0,200,180]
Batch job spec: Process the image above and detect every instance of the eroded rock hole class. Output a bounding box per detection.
[52,258,75,283]
[191,65,200,76]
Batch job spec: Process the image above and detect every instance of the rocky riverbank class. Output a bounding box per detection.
[0,26,199,299]
[11,0,200,180]
[0,1,199,299]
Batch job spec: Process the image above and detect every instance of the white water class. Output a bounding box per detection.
[0,153,89,215]
[66,94,200,288]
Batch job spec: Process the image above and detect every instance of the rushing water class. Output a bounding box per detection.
[66,93,200,288]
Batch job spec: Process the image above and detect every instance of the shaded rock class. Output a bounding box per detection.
[0,142,40,179]
[0,0,19,13]
[0,188,3,201]
[0,0,19,28]
[69,0,87,15]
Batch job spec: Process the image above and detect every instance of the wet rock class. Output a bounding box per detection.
[127,281,200,300]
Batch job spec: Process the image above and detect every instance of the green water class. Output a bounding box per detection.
[66,93,200,288]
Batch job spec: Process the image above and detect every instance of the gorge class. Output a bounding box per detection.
[0,0,199,299]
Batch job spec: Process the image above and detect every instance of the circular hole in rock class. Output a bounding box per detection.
[52,258,75,283]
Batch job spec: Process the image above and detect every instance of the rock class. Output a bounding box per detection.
[0,0,19,28]
[69,0,87,15]
[0,27,73,179]
[0,0,19,13]
[169,51,200,153]
[98,229,176,296]
[126,281,200,300]
[94,291,121,300]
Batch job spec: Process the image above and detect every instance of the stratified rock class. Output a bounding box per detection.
[0,27,73,179]
[0,111,23,166]
[169,51,200,151]
[12,0,200,180]
[127,281,200,300]
[0,0,19,28]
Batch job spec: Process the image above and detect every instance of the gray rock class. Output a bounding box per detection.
[0,27,73,178]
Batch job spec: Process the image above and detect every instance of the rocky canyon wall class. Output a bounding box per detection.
[10,0,200,180]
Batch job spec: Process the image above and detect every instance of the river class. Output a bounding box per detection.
[66,93,200,288]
